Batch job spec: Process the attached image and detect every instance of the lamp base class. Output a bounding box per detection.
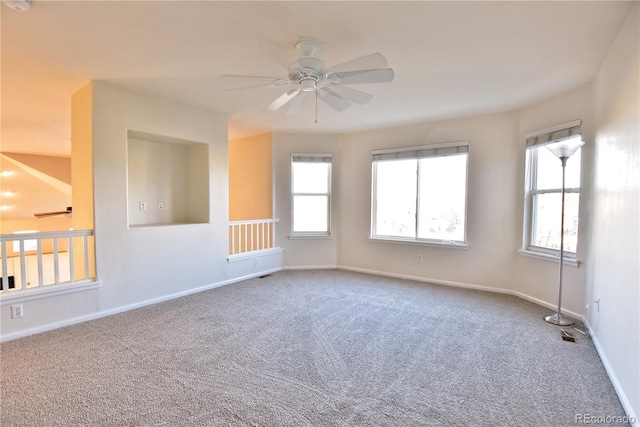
[544,313,574,327]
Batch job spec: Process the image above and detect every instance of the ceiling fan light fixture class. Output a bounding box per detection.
[301,79,316,92]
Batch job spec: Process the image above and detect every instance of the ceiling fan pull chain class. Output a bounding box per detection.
[315,89,318,124]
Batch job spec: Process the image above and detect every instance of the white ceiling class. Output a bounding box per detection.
[0,0,634,158]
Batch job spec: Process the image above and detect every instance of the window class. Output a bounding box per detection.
[524,120,582,257]
[291,153,332,235]
[371,142,468,245]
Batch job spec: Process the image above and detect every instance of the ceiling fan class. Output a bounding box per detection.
[34,206,72,218]
[223,37,395,120]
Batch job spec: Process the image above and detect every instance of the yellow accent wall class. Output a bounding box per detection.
[229,133,272,221]
[71,82,96,279]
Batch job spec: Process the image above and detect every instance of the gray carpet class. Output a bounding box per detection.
[0,269,627,426]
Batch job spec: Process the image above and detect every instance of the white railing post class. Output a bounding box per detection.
[83,235,90,280]
[1,242,8,291]
[19,240,27,290]
[37,239,44,287]
[69,236,75,282]
[53,238,60,285]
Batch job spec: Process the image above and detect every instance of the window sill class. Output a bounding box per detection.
[369,236,468,249]
[0,279,101,305]
[518,249,580,267]
[288,234,334,240]
[227,247,283,263]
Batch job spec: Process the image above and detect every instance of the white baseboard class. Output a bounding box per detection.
[282,264,337,270]
[586,320,639,427]
[338,264,511,293]
[0,267,282,343]
[338,265,584,321]
[511,290,584,321]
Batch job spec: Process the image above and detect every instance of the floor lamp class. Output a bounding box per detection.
[544,136,584,327]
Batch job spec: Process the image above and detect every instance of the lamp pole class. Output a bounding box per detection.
[544,136,583,326]
[544,155,574,326]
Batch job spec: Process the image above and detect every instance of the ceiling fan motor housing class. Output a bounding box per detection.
[288,57,327,91]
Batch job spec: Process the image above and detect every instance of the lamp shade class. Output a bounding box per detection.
[546,135,585,159]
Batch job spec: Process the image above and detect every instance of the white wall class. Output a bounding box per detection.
[587,4,639,422]
[91,82,229,308]
[513,84,594,316]
[0,82,282,339]
[273,133,340,268]
[336,112,520,292]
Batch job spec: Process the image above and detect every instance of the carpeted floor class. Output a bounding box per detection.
[0,270,628,426]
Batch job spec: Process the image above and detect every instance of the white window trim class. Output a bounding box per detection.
[522,119,582,262]
[288,233,334,240]
[517,249,580,267]
[369,236,468,249]
[370,141,469,246]
[290,153,332,237]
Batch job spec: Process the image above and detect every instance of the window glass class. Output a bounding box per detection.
[292,162,329,194]
[374,159,417,238]
[291,156,331,235]
[526,143,582,255]
[293,195,328,233]
[532,192,580,252]
[417,155,467,241]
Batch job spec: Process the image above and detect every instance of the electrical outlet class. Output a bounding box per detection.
[417,255,423,263]
[158,201,164,211]
[11,304,23,319]
[139,201,147,211]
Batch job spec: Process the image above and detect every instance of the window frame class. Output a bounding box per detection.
[522,119,582,261]
[370,141,469,247]
[290,153,332,238]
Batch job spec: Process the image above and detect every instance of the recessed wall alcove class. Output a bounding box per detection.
[127,130,209,227]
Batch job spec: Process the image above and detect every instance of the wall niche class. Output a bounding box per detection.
[127,130,209,227]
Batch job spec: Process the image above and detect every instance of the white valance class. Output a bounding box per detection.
[291,153,332,163]
[372,141,468,162]
[525,119,582,149]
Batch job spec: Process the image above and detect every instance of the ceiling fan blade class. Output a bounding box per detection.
[287,91,309,115]
[265,89,301,112]
[318,88,351,112]
[260,42,297,71]
[222,74,284,81]
[222,75,290,91]
[325,85,373,105]
[328,52,388,73]
[332,68,395,85]
[34,207,72,218]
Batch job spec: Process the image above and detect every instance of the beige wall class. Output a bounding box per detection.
[588,4,639,420]
[229,133,272,221]
[336,112,520,291]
